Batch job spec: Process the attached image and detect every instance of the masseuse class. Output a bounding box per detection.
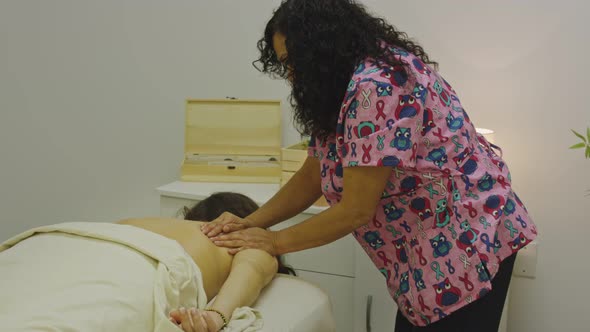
[202,1,538,331]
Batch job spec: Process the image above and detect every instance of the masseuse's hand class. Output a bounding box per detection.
[200,212,253,238]
[211,227,278,256]
[169,307,224,332]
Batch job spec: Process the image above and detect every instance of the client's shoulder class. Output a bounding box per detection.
[116,217,200,226]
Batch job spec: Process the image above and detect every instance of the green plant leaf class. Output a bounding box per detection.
[572,129,587,143]
[570,142,586,149]
[587,127,590,143]
[586,146,590,159]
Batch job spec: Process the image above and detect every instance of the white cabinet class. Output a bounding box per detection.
[353,242,398,332]
[157,181,356,332]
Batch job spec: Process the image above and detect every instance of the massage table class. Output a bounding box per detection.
[0,222,335,331]
[238,274,336,331]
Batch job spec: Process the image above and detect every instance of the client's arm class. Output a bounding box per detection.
[210,248,277,317]
[170,249,277,331]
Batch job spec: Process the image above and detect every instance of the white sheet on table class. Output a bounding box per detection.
[250,274,336,332]
[0,222,260,331]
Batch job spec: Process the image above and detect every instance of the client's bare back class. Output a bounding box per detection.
[117,218,233,299]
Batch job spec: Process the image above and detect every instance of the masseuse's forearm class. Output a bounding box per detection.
[275,202,371,255]
[247,157,323,229]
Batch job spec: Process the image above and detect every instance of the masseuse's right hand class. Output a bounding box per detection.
[201,212,252,238]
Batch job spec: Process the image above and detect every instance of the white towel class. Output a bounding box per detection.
[0,222,261,331]
[225,307,264,331]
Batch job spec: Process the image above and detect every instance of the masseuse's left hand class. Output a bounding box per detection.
[211,227,278,255]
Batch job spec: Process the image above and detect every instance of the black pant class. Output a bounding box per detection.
[394,254,517,332]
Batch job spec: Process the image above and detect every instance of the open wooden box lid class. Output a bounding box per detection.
[182,99,282,183]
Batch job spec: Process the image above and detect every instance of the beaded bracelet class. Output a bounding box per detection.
[205,308,228,329]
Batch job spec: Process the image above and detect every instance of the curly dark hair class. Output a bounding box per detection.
[253,0,437,139]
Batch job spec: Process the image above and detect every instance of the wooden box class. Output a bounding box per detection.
[281,141,329,207]
[181,99,282,183]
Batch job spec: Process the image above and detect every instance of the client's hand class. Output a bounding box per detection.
[169,307,224,332]
[211,227,278,256]
[201,212,253,238]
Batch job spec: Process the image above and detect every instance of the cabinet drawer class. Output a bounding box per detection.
[271,214,356,277]
[296,270,354,332]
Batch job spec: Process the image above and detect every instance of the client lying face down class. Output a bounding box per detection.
[0,192,291,332]
[128,192,295,332]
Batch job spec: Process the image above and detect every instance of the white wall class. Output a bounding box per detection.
[0,0,588,331]
[0,0,291,238]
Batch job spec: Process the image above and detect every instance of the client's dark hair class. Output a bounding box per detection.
[184,192,296,276]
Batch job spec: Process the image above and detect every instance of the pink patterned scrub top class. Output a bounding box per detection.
[307,46,538,326]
